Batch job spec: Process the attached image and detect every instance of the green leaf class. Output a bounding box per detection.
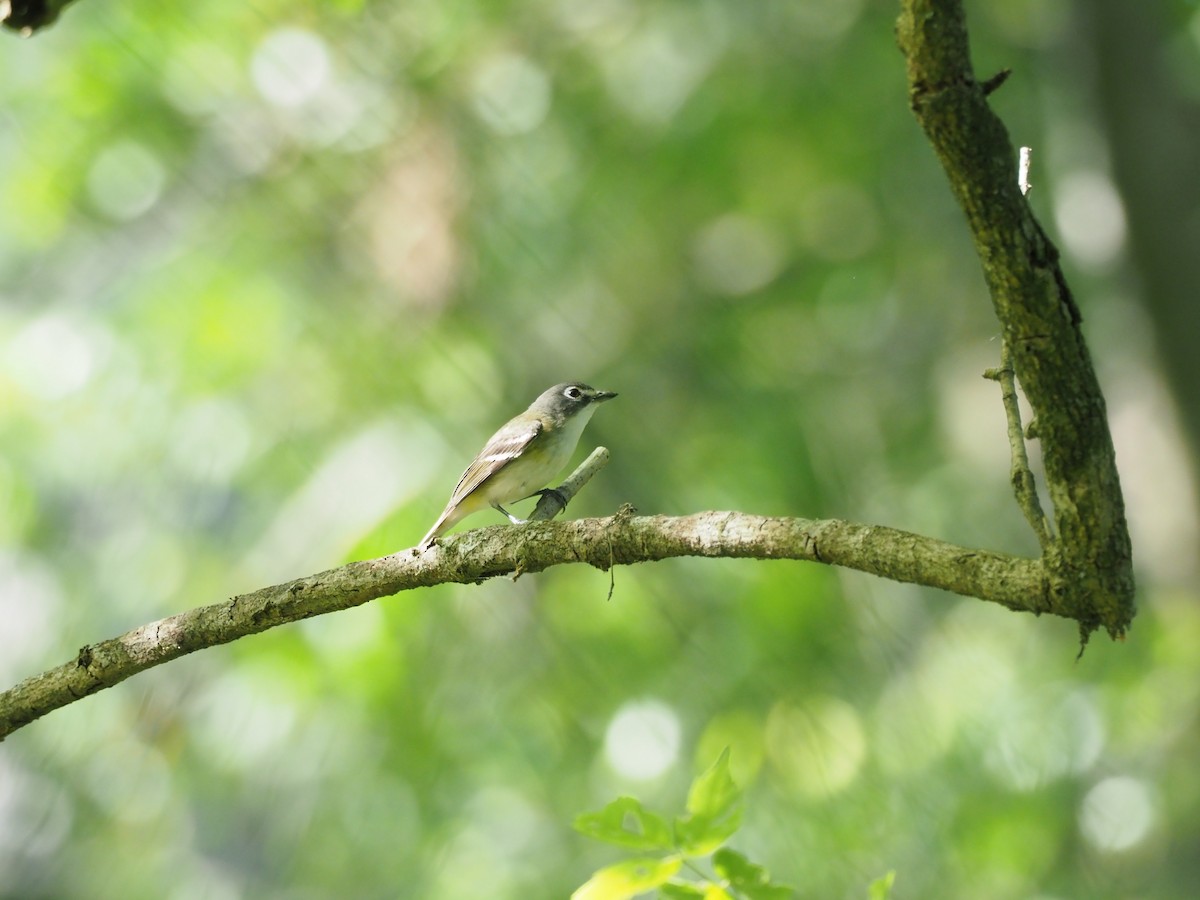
[571,857,682,900]
[868,871,896,900]
[659,884,708,899]
[687,748,742,820]
[674,749,744,856]
[712,848,766,885]
[674,808,743,857]
[712,848,796,899]
[574,797,675,851]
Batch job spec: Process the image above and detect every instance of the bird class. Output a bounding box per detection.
[419,382,617,549]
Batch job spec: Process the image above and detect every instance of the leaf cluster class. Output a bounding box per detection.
[571,749,794,900]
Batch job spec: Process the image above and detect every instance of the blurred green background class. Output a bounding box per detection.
[2,1,1199,897]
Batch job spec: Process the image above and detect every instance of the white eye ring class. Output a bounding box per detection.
[564,386,583,400]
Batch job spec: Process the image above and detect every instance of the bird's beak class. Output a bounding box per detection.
[590,389,618,402]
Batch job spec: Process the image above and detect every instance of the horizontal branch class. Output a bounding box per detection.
[0,510,1049,741]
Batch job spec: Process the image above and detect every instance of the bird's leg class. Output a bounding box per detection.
[492,502,528,525]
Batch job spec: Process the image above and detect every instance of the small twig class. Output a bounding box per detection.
[1018,146,1033,196]
[530,446,611,521]
[606,541,616,601]
[984,342,1053,549]
[981,68,1011,95]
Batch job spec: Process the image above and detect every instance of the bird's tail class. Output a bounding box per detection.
[418,506,457,550]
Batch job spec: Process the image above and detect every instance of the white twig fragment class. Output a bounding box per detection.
[1018,146,1033,196]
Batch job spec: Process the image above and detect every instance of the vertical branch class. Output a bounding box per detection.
[897,0,1134,638]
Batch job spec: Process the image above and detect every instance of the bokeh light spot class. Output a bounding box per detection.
[0,762,72,859]
[984,688,1106,791]
[695,709,765,788]
[169,397,256,484]
[555,0,636,38]
[83,740,171,825]
[1108,366,1200,584]
[94,525,188,616]
[789,0,865,41]
[692,214,785,296]
[469,785,544,857]
[1079,775,1158,853]
[209,104,285,174]
[251,27,331,108]
[797,183,880,262]
[471,53,552,136]
[603,6,729,125]
[604,699,682,781]
[356,129,463,308]
[86,141,166,221]
[162,42,240,116]
[1053,170,1127,270]
[189,668,301,774]
[6,314,108,400]
[765,695,865,798]
[0,553,62,684]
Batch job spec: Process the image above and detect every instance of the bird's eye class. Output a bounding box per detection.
[564,386,583,401]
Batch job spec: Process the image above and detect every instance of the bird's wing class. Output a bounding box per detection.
[448,417,543,505]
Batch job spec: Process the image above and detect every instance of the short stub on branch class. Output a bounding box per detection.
[530,446,611,522]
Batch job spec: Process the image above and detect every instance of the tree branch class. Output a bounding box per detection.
[984,342,1052,550]
[897,0,1135,639]
[0,0,1136,744]
[0,510,1049,741]
[529,447,611,521]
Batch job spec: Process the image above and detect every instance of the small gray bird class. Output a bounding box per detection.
[419,382,617,549]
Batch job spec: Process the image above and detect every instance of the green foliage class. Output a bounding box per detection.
[711,850,796,900]
[575,797,676,852]
[573,751,795,900]
[677,747,744,856]
[573,858,685,900]
[1,2,1198,898]
[867,870,896,900]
